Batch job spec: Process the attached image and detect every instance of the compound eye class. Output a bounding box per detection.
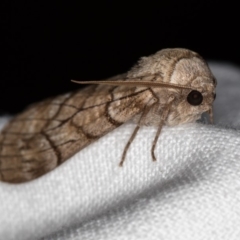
[187,90,203,106]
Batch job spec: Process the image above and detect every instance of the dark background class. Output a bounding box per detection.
[1,1,239,114]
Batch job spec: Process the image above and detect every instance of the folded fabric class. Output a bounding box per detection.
[0,63,240,240]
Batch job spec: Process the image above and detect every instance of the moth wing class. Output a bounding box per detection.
[0,83,153,183]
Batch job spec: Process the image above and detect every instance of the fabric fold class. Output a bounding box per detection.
[1,63,240,240]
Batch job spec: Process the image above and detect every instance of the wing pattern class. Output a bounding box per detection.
[0,84,152,183]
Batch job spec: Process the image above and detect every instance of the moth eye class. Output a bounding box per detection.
[187,90,203,106]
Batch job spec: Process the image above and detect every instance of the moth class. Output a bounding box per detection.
[0,48,217,183]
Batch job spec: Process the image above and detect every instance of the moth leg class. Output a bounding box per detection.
[151,97,175,161]
[119,104,155,166]
[119,125,140,166]
[208,107,214,124]
[151,120,164,161]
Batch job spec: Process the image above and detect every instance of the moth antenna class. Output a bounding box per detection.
[71,80,193,90]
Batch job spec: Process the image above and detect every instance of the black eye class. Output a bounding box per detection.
[187,90,203,106]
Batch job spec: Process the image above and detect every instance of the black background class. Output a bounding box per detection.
[1,1,239,114]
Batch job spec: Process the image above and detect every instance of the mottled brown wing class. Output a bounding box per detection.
[0,84,153,183]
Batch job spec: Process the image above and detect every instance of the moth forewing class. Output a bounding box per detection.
[0,48,216,183]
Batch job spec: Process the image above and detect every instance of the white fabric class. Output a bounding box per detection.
[1,63,240,240]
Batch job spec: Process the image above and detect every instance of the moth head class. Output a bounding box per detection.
[154,49,217,125]
[72,48,217,125]
[166,85,216,126]
[127,48,217,125]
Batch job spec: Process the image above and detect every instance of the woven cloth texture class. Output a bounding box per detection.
[0,63,240,240]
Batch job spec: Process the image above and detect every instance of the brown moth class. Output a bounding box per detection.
[0,48,217,183]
